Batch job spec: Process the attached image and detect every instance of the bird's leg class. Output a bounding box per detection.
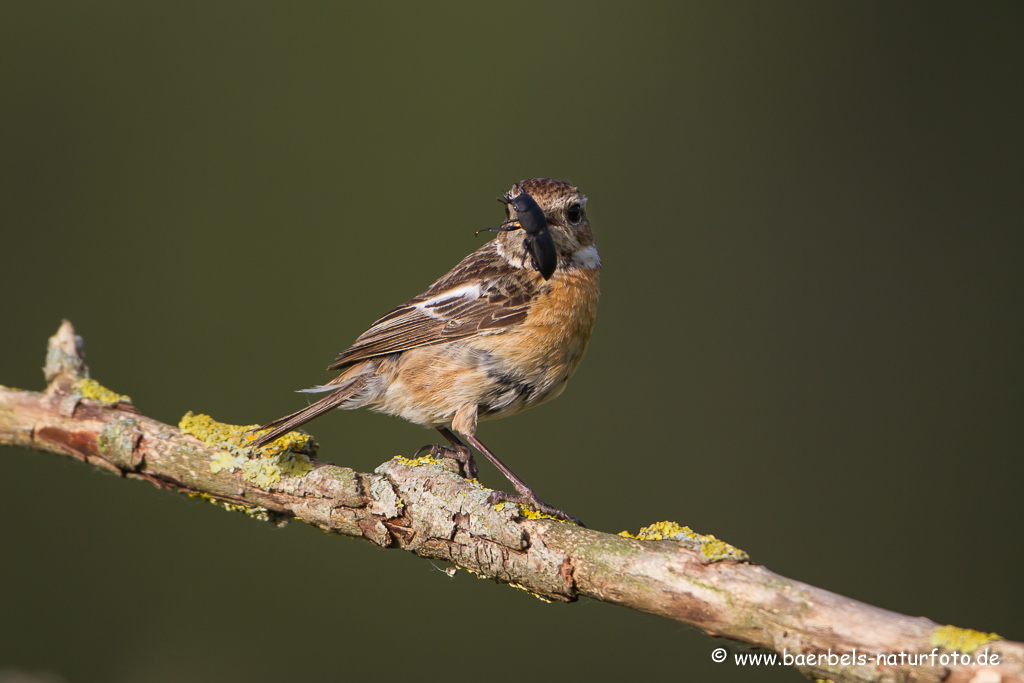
[414,427,478,480]
[462,433,584,527]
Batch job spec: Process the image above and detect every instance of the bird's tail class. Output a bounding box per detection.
[250,377,367,449]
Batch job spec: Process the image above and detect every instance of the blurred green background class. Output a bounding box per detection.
[2,3,1021,682]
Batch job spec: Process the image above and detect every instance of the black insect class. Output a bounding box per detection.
[476,191,557,279]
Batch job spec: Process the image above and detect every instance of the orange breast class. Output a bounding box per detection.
[500,267,601,387]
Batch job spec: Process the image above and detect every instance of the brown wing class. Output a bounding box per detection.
[328,242,541,370]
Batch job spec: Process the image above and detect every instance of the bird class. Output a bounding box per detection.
[251,178,601,524]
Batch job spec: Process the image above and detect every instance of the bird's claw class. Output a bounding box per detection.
[486,490,585,527]
[414,443,478,480]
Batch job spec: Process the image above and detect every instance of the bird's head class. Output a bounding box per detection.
[493,178,599,278]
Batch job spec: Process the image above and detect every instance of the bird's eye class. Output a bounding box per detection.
[567,203,582,224]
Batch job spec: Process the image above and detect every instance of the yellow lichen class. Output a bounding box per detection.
[458,565,552,603]
[179,411,313,456]
[619,520,749,562]
[491,501,566,523]
[187,491,272,522]
[509,582,555,603]
[698,538,747,563]
[179,411,315,487]
[631,520,690,540]
[930,625,1001,653]
[516,505,565,522]
[394,454,442,467]
[76,378,131,405]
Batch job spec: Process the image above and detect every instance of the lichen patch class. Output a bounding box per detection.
[930,625,1001,653]
[188,491,274,523]
[493,502,566,523]
[179,411,316,487]
[619,520,749,562]
[76,378,131,405]
[394,454,442,467]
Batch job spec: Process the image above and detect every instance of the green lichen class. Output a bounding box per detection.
[179,411,315,487]
[686,577,725,594]
[96,416,140,468]
[620,520,749,562]
[209,451,243,474]
[76,378,131,405]
[930,625,1001,653]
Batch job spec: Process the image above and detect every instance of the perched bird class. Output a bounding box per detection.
[252,178,601,523]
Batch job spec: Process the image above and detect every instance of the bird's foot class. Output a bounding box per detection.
[413,443,478,480]
[486,490,585,527]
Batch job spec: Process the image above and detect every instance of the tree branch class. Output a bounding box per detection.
[2,321,1020,683]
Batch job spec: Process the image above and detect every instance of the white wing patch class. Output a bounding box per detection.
[414,284,483,318]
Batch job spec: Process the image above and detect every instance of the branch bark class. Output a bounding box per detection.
[2,321,1020,683]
